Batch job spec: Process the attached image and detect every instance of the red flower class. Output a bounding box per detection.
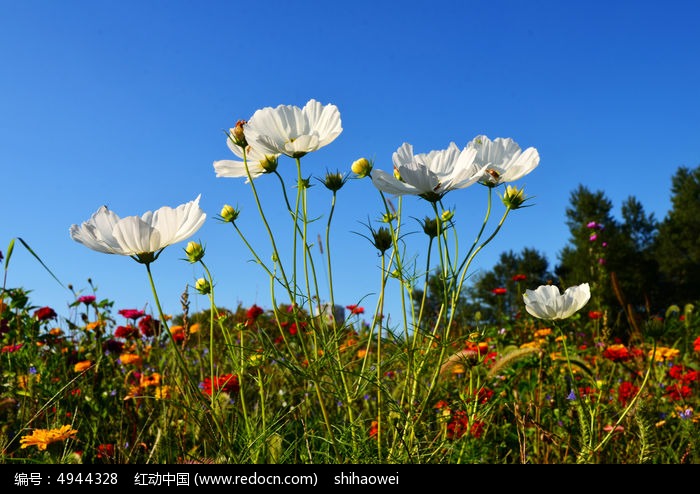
[511,274,527,282]
[34,306,57,321]
[346,304,365,315]
[694,336,700,353]
[368,420,378,439]
[138,315,160,337]
[469,421,485,439]
[118,309,145,320]
[78,295,96,305]
[588,310,603,320]
[469,387,494,404]
[602,344,632,362]
[447,410,470,440]
[668,364,700,384]
[1,343,23,353]
[617,381,639,405]
[200,374,240,396]
[96,443,115,460]
[246,304,264,325]
[491,287,507,295]
[665,383,692,401]
[114,325,140,339]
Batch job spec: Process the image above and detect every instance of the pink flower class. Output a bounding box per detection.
[118,309,145,320]
[78,295,96,305]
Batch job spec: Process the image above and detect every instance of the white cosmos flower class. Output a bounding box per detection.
[70,195,206,264]
[243,99,342,158]
[523,283,591,320]
[467,135,540,186]
[370,142,487,202]
[213,131,280,183]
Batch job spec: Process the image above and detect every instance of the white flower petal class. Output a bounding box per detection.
[468,135,540,186]
[112,216,159,255]
[523,283,590,320]
[70,196,206,260]
[375,141,483,200]
[244,99,342,158]
[213,159,266,182]
[370,168,421,196]
[69,206,124,254]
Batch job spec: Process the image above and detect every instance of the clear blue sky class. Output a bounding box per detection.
[2,0,699,328]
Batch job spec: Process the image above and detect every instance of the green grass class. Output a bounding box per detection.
[1,283,698,464]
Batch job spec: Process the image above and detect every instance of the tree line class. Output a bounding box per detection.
[414,164,700,341]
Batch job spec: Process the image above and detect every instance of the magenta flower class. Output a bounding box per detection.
[118,309,145,321]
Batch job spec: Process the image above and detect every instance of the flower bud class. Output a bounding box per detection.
[441,209,454,223]
[644,316,665,339]
[420,217,439,238]
[195,278,211,295]
[351,158,372,178]
[381,212,396,224]
[372,226,393,253]
[500,185,528,209]
[323,171,347,192]
[220,204,240,223]
[259,154,278,173]
[229,120,247,147]
[185,241,205,263]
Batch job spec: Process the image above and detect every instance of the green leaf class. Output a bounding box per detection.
[15,237,66,289]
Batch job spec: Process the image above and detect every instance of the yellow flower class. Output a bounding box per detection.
[49,327,63,336]
[20,425,78,451]
[124,384,141,400]
[651,346,680,362]
[119,353,143,366]
[154,386,171,400]
[17,374,40,389]
[74,360,93,373]
[189,323,201,334]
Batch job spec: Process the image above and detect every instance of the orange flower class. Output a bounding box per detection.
[73,360,92,373]
[20,425,78,451]
[86,320,105,331]
[534,328,552,338]
[140,373,161,387]
[119,353,143,366]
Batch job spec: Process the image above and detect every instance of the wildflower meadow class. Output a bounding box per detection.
[2,99,699,466]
